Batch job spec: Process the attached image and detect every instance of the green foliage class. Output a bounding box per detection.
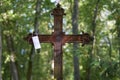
[0,0,120,80]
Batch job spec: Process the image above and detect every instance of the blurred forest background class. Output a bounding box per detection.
[0,0,120,80]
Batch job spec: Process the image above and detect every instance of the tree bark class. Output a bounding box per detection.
[6,35,19,80]
[118,26,120,65]
[116,14,120,65]
[0,25,2,80]
[26,0,41,80]
[27,46,34,80]
[107,37,112,58]
[72,0,80,80]
[118,29,120,65]
[86,0,100,80]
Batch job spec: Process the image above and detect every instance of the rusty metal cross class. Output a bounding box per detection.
[25,4,93,80]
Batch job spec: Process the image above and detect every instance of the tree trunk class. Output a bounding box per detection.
[117,26,120,65]
[118,27,120,65]
[6,35,19,80]
[86,0,100,80]
[27,46,34,80]
[26,0,41,80]
[0,26,2,80]
[116,16,120,65]
[107,37,112,58]
[72,0,80,80]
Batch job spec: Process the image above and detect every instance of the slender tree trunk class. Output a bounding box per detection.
[118,36,120,66]
[6,35,19,80]
[118,27,120,65]
[27,46,34,80]
[72,0,80,80]
[116,17,120,65]
[0,26,2,80]
[34,0,41,34]
[26,0,41,80]
[107,37,112,58]
[86,0,100,80]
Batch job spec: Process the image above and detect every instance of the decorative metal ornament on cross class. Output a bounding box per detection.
[24,4,93,80]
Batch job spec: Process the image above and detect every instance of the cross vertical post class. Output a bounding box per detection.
[51,4,65,80]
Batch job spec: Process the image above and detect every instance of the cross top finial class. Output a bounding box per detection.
[51,4,65,16]
[56,3,61,8]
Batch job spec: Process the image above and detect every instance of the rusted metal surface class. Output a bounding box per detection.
[25,4,93,80]
[25,33,93,44]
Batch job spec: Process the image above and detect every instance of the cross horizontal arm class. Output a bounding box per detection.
[24,33,52,44]
[63,35,83,43]
[38,35,52,43]
[63,34,93,44]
